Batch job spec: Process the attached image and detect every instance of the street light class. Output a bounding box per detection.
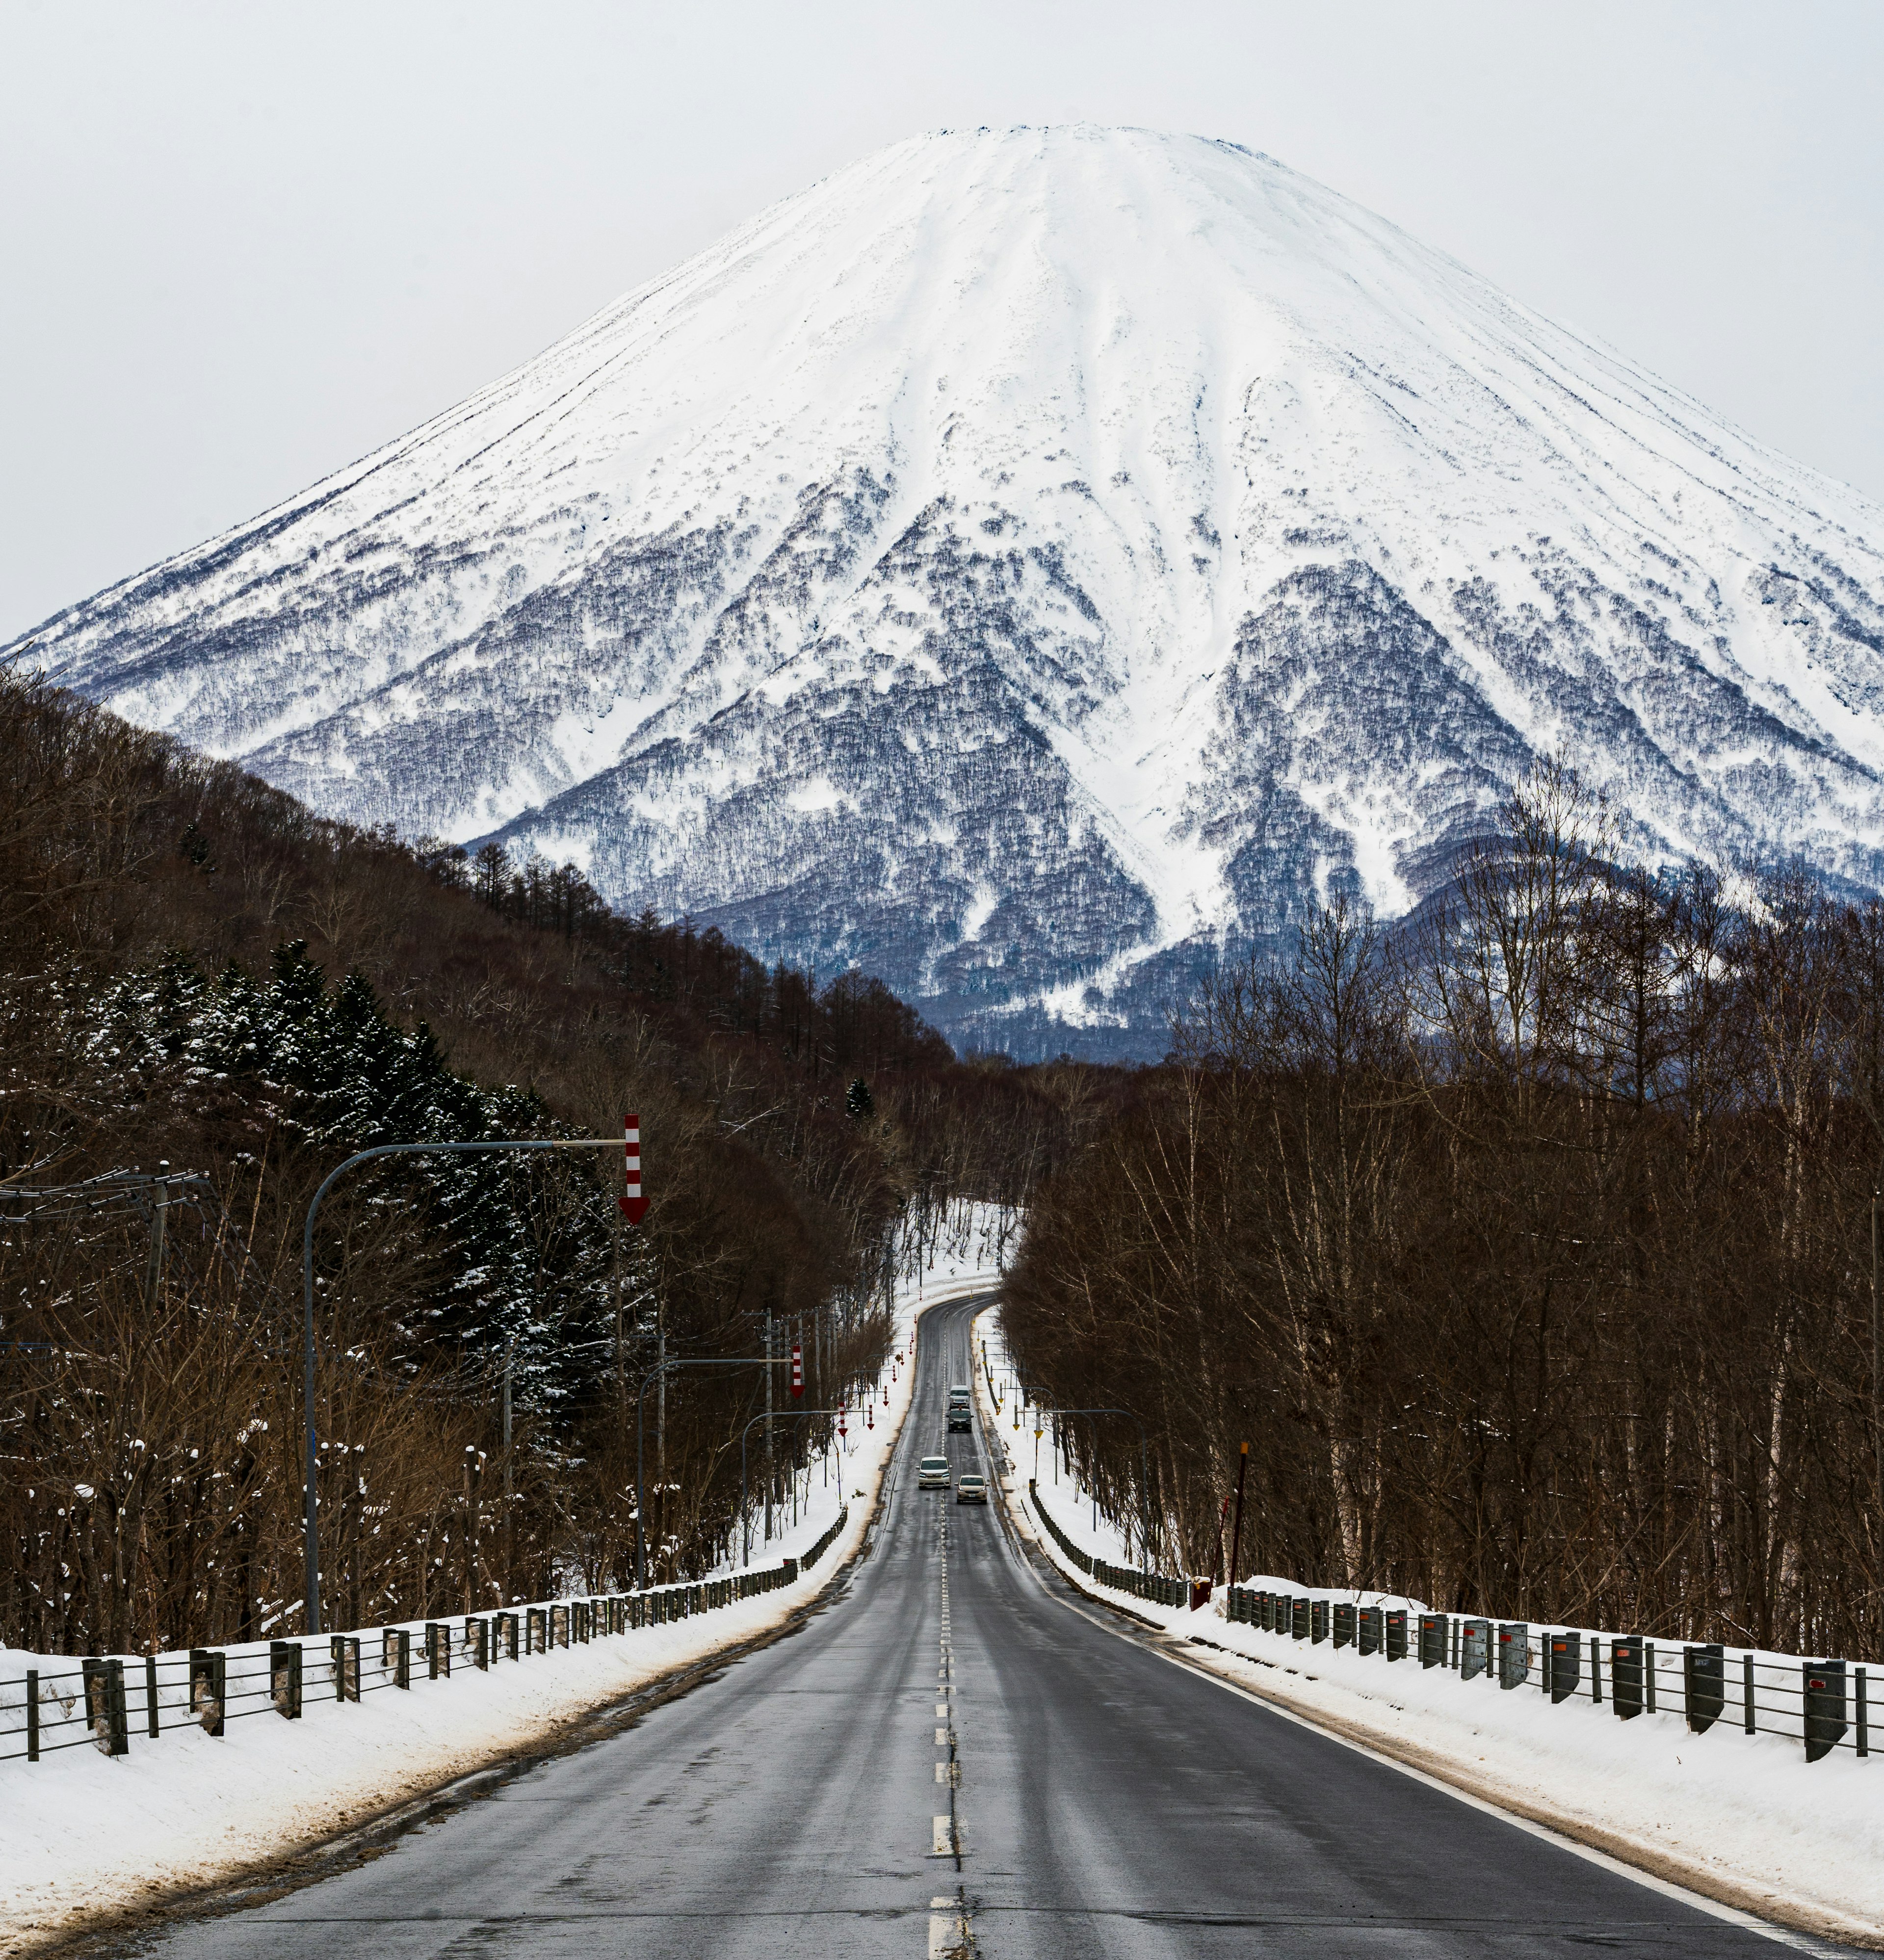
[738,1409,843,1564]
[1034,1405,1155,1569]
[634,1356,788,1588]
[300,1135,628,1635]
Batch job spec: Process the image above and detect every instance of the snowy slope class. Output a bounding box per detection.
[14,125,1884,1057]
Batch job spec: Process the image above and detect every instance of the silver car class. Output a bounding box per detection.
[955,1474,988,1505]
[918,1456,951,1489]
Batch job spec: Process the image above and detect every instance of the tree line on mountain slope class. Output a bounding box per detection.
[1007,761,1884,1661]
[0,670,1083,1653]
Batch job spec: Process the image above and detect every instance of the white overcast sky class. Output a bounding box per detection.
[2,0,1880,640]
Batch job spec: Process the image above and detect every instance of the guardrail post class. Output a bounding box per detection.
[1334,1602,1356,1649]
[83,1657,130,1755]
[1461,1618,1489,1682]
[332,1635,361,1701]
[1684,1643,1724,1732]
[26,1669,38,1761]
[385,1627,411,1688]
[1805,1659,1847,1763]
[1590,1634,1602,1704]
[1497,1631,1529,1693]
[426,1622,450,1678]
[1646,1641,1656,1714]
[1743,1652,1755,1732]
[1548,1631,1580,1703]
[1418,1612,1446,1668]
[270,1641,303,1718]
[189,1649,226,1733]
[1612,1637,1642,1718]
[146,1654,161,1736]
[1385,1609,1408,1661]
[1858,1667,1868,1758]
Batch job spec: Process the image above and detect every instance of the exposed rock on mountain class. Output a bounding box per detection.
[15,125,1884,1056]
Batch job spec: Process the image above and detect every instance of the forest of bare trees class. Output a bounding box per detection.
[0,672,1063,1655]
[1006,762,1884,1661]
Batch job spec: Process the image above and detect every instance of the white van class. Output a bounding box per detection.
[918,1456,951,1488]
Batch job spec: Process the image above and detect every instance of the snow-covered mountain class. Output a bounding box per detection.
[15,125,1884,1058]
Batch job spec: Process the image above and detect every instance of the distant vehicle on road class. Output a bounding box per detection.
[918,1456,951,1488]
[947,1404,972,1432]
[955,1475,988,1504]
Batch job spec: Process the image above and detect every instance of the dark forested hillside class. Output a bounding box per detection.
[1007,763,1884,1661]
[0,669,1072,1652]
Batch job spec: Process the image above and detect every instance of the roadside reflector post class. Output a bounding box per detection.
[1684,1642,1724,1732]
[1804,1659,1847,1763]
[1548,1631,1580,1704]
[270,1641,303,1719]
[1612,1636,1642,1717]
[1418,1612,1447,1669]
[1496,1623,1528,1690]
[189,1649,226,1734]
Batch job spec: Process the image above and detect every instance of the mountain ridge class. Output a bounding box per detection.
[13,124,1884,1056]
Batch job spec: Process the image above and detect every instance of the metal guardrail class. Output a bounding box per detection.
[0,1506,847,1765]
[1224,1585,1871,1766]
[1029,1483,1186,1608]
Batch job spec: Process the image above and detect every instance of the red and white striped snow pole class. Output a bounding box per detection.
[620,1114,649,1224]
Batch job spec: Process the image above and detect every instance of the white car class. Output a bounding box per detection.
[918,1456,951,1489]
[955,1475,988,1505]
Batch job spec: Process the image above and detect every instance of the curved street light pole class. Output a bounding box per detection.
[634,1356,786,1589]
[301,1136,625,1635]
[738,1409,842,1565]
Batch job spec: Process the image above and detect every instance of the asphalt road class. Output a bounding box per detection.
[134,1294,1833,1959]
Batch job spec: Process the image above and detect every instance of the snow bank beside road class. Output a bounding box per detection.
[0,1261,1000,1953]
[974,1307,1884,1951]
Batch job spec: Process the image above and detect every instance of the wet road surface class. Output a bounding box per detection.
[131,1294,1832,1958]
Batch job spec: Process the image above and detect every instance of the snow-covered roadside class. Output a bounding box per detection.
[973,1307,1884,1951]
[0,1256,1001,1954]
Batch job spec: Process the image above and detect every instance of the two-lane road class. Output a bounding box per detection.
[132,1296,1833,1957]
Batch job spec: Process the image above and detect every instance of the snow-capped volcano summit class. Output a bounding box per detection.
[16,125,1884,1055]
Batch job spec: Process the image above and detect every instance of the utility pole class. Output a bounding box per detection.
[612,1198,624,1420]
[143,1163,170,1310]
[655,1292,667,1574]
[502,1337,515,1602]
[763,1306,774,1543]
[1873,1195,1882,1623]
[1228,1440,1250,1588]
[462,1445,478,1612]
